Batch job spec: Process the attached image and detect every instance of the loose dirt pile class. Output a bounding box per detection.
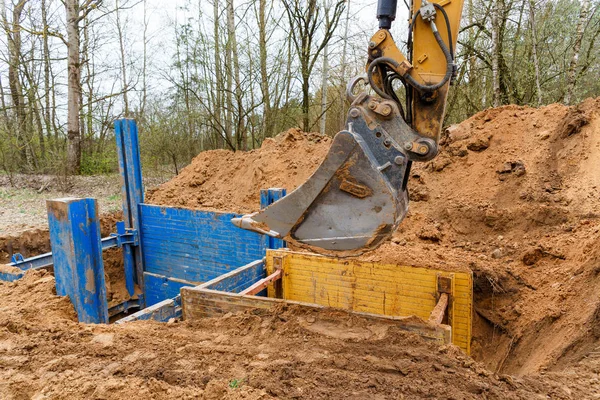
[147,98,600,379]
[0,211,131,307]
[0,270,588,399]
[147,128,331,213]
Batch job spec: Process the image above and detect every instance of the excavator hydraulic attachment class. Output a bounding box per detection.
[232,0,463,256]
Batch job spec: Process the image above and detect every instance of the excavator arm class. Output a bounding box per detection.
[232,0,464,256]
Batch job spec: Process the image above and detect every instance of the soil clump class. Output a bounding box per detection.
[147,128,331,214]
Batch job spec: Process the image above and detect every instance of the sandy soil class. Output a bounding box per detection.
[149,98,600,376]
[0,270,593,400]
[2,98,600,398]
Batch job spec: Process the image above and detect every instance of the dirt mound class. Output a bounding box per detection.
[0,211,131,306]
[147,128,331,213]
[0,273,585,399]
[147,98,600,377]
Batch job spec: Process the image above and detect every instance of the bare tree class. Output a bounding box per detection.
[565,0,591,105]
[282,0,345,132]
[65,0,102,174]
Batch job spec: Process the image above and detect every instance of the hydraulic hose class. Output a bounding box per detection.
[403,21,454,93]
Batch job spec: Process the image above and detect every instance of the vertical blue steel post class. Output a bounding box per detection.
[260,188,287,249]
[115,119,145,301]
[47,198,109,324]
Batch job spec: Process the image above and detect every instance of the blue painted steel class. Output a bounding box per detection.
[115,119,145,299]
[260,188,287,250]
[0,237,119,283]
[10,253,24,263]
[144,272,197,306]
[9,251,53,270]
[0,270,24,282]
[108,296,143,318]
[139,204,267,284]
[110,221,139,248]
[47,198,109,324]
[201,259,266,293]
[115,296,182,324]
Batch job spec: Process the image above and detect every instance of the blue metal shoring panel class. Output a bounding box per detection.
[260,188,287,250]
[46,198,109,324]
[115,119,145,299]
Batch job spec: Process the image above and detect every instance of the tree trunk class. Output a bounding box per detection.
[213,0,224,148]
[339,0,350,130]
[565,0,591,105]
[320,41,328,135]
[226,0,245,150]
[116,0,129,115]
[3,0,29,167]
[529,0,542,105]
[66,0,82,175]
[258,0,271,139]
[491,0,501,107]
[41,0,54,150]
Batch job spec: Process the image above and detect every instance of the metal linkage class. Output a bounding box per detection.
[7,227,137,273]
[109,221,139,248]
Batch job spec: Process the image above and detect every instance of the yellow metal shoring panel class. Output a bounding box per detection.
[266,250,472,354]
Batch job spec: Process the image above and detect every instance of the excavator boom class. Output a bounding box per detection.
[232,0,464,256]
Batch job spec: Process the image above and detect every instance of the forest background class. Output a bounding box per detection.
[0,0,598,178]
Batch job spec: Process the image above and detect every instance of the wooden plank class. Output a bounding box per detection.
[181,286,452,346]
[266,250,473,355]
[240,269,281,296]
[428,293,449,324]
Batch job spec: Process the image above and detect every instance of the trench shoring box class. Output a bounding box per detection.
[181,249,472,354]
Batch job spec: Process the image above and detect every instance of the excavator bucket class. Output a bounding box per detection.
[232,93,419,256]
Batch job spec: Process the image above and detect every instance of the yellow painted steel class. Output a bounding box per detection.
[266,249,472,354]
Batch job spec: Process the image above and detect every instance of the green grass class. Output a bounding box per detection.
[228,378,244,389]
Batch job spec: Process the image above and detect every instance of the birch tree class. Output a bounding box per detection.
[282,0,345,132]
[565,0,591,105]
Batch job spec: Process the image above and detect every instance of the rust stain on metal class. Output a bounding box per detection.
[85,268,96,293]
[339,179,373,198]
[334,158,373,199]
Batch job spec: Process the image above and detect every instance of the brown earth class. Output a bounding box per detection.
[0,269,592,400]
[147,98,600,378]
[0,211,131,307]
[147,128,331,214]
[3,99,600,398]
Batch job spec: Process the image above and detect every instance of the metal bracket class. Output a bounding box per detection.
[110,221,139,248]
[420,0,437,22]
[10,253,25,264]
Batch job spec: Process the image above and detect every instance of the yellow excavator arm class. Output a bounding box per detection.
[233,0,465,256]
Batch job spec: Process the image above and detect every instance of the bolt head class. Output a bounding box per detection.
[381,105,392,116]
[368,41,376,49]
[404,143,413,151]
[349,109,360,118]
[378,31,386,39]
[418,145,429,154]
[394,156,404,165]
